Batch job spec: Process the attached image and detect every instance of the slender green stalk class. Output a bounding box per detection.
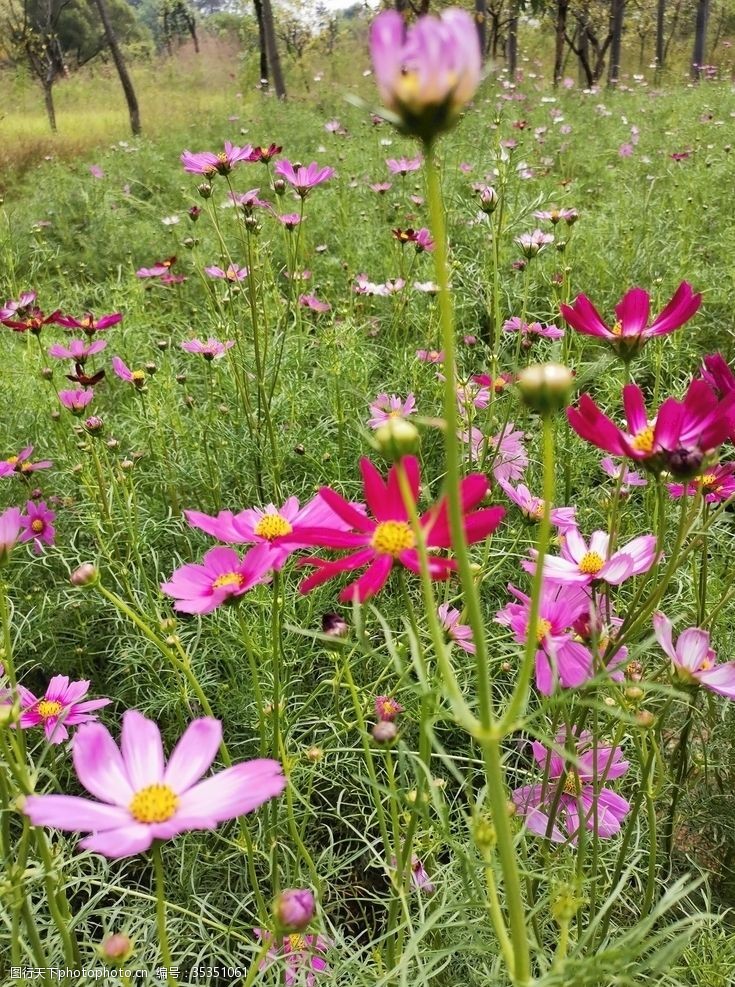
[152,841,177,984]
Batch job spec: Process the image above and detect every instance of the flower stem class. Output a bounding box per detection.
[152,841,177,984]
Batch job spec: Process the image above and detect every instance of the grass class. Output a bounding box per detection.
[1,33,735,987]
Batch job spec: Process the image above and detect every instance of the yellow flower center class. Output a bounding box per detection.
[700,658,714,670]
[81,317,92,328]
[578,551,605,575]
[611,320,623,336]
[536,618,552,643]
[212,571,244,591]
[31,519,45,533]
[288,934,307,951]
[698,473,717,488]
[254,514,293,541]
[527,500,545,521]
[5,456,19,465]
[631,426,655,453]
[129,784,179,824]
[563,771,582,797]
[132,370,145,382]
[371,521,415,557]
[36,700,63,719]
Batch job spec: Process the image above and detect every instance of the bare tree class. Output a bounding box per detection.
[690,0,709,77]
[253,0,268,86]
[507,0,518,75]
[607,0,626,84]
[554,0,570,83]
[475,0,488,58]
[655,0,665,67]
[90,0,141,134]
[4,0,68,131]
[260,0,286,98]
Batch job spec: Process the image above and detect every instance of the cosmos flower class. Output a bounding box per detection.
[18,676,110,744]
[367,393,417,429]
[503,317,564,345]
[136,257,178,279]
[180,141,254,176]
[599,457,647,489]
[487,425,529,483]
[205,264,249,282]
[515,229,554,258]
[0,291,37,321]
[278,456,505,603]
[2,306,62,334]
[533,208,579,224]
[560,282,702,358]
[161,544,272,615]
[19,501,56,553]
[437,603,475,654]
[180,338,235,360]
[523,527,658,588]
[370,9,481,141]
[24,710,286,857]
[385,156,423,175]
[497,479,576,530]
[375,696,404,721]
[56,313,122,336]
[48,339,107,363]
[512,733,630,843]
[227,189,268,212]
[298,294,331,313]
[184,495,354,571]
[369,182,393,193]
[653,612,735,699]
[274,160,334,197]
[249,143,282,163]
[278,213,302,230]
[0,507,22,563]
[0,446,53,479]
[112,357,146,389]
[415,349,444,363]
[667,463,735,503]
[253,929,329,986]
[59,389,95,414]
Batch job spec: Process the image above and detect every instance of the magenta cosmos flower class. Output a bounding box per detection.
[3,305,62,334]
[20,501,56,553]
[59,389,94,414]
[161,543,272,614]
[701,352,735,400]
[0,290,36,321]
[561,282,701,358]
[497,478,576,530]
[0,507,21,563]
[18,676,110,744]
[370,9,481,141]
[184,494,354,571]
[497,582,596,694]
[48,339,107,362]
[524,527,658,588]
[112,357,146,388]
[438,603,475,654]
[205,264,249,282]
[136,256,177,279]
[386,157,422,175]
[375,695,404,721]
[254,930,329,986]
[56,312,122,336]
[24,710,286,857]
[503,317,564,345]
[668,463,735,503]
[567,379,735,479]
[180,338,235,360]
[274,160,334,197]
[0,446,52,479]
[277,456,505,603]
[600,457,647,490]
[298,294,330,313]
[512,733,630,844]
[180,141,254,176]
[653,612,735,699]
[368,393,417,429]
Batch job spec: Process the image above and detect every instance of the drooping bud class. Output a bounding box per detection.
[322,612,348,638]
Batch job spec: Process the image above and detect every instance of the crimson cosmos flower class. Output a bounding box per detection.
[566,379,735,479]
[276,456,505,602]
[560,282,701,358]
[3,306,62,334]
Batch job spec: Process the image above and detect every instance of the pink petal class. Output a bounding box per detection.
[73,721,134,805]
[120,710,165,789]
[175,759,286,822]
[79,824,154,858]
[164,718,222,794]
[24,794,130,832]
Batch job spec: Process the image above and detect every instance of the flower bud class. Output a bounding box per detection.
[71,562,98,587]
[41,367,54,381]
[305,745,323,762]
[479,187,499,213]
[372,720,398,744]
[373,418,420,461]
[636,710,655,729]
[322,612,348,638]
[100,933,132,963]
[273,179,287,196]
[85,416,104,434]
[197,182,212,199]
[273,889,315,932]
[625,686,644,701]
[517,363,573,414]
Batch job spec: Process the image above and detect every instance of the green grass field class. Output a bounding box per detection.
[1,22,735,986]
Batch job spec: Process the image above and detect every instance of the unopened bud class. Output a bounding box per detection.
[85,416,104,434]
[636,710,655,729]
[373,418,420,461]
[197,182,212,199]
[41,367,54,380]
[479,187,499,213]
[322,612,348,638]
[625,686,644,701]
[273,179,287,196]
[305,745,323,762]
[100,933,132,963]
[517,363,573,414]
[372,721,398,744]
[71,563,98,587]
[273,889,315,932]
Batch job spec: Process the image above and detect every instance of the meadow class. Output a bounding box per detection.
[1,12,735,986]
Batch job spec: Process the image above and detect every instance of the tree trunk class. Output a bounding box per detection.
[655,0,666,68]
[607,0,625,85]
[507,1,518,77]
[553,0,569,84]
[42,78,57,133]
[91,0,141,134]
[186,11,199,53]
[691,0,709,78]
[253,0,268,86]
[260,0,286,99]
[475,0,487,59]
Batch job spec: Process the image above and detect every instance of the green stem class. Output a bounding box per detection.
[152,841,177,984]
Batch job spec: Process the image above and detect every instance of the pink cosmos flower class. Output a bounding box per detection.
[503,316,564,345]
[59,389,94,414]
[523,527,658,588]
[515,229,554,258]
[370,9,481,140]
[278,213,302,230]
[497,582,595,694]
[2,306,62,334]
[386,156,423,175]
[653,612,735,699]
[24,710,286,857]
[375,696,404,721]
[512,733,630,844]
[456,380,490,414]
[368,393,417,429]
[274,160,334,197]
[0,446,52,479]
[414,281,439,294]
[0,507,22,562]
[89,165,104,179]
[19,501,56,553]
[618,143,634,158]
[533,208,579,224]
[298,294,331,313]
[18,676,110,744]
[48,339,107,362]
[438,603,475,654]
[161,544,272,614]
[136,256,177,279]
[497,479,576,530]
[227,189,268,212]
[488,425,529,483]
[668,463,735,503]
[184,495,354,572]
[369,182,393,193]
[278,456,505,603]
[560,282,702,357]
[253,929,329,986]
[56,312,122,335]
[205,264,249,282]
[324,119,343,133]
[413,228,435,252]
[416,349,444,363]
[567,380,735,478]
[0,291,37,321]
[180,338,235,360]
[112,357,146,388]
[355,275,389,297]
[600,457,647,489]
[180,142,254,176]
